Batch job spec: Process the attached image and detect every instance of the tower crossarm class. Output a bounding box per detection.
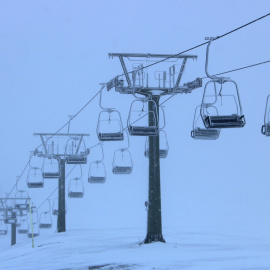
[107,52,200,96]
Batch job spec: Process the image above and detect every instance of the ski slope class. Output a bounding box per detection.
[1,227,270,270]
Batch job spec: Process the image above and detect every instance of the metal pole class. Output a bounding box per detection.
[57,159,66,233]
[143,95,165,244]
[29,201,34,248]
[11,212,16,246]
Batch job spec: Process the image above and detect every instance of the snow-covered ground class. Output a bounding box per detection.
[1,227,270,270]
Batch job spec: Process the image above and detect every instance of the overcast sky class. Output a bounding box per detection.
[1,0,270,242]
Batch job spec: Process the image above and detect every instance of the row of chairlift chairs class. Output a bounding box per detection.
[26,74,170,191]
[26,89,169,188]
[191,37,246,140]
[0,191,54,238]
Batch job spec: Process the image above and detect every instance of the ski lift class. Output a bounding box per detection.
[112,131,133,174]
[97,110,124,141]
[39,212,53,229]
[18,219,28,234]
[39,200,53,228]
[261,94,270,136]
[88,144,106,183]
[16,215,22,228]
[97,84,124,141]
[127,98,159,136]
[65,136,88,164]
[0,219,8,235]
[68,178,84,198]
[145,130,169,158]
[52,198,67,216]
[88,162,106,183]
[201,37,246,129]
[191,105,220,140]
[27,167,44,188]
[27,224,40,238]
[42,157,60,179]
[16,213,28,228]
[14,190,30,210]
[68,165,84,198]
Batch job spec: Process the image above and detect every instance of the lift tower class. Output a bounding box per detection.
[33,133,89,233]
[107,53,201,243]
[0,195,30,246]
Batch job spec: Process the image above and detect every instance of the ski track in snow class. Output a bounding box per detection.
[0,227,270,270]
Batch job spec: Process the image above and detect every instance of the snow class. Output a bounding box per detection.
[1,227,270,270]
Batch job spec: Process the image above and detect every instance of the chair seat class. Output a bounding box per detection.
[27,233,39,238]
[39,223,52,229]
[128,126,158,136]
[98,132,124,141]
[192,128,220,140]
[88,176,106,183]
[18,229,28,234]
[43,172,60,179]
[66,155,87,164]
[112,166,132,174]
[144,149,168,158]
[68,191,84,198]
[27,182,44,188]
[204,115,245,128]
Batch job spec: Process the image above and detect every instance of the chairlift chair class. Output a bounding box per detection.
[52,198,67,216]
[88,161,106,183]
[3,209,17,224]
[127,98,159,136]
[112,130,133,174]
[16,213,27,228]
[145,130,169,158]
[201,83,246,129]
[97,110,124,141]
[261,94,270,136]
[18,220,28,234]
[201,37,246,129]
[14,190,30,210]
[88,144,106,183]
[27,167,44,188]
[65,137,88,164]
[112,149,133,174]
[27,223,40,238]
[42,157,60,179]
[0,220,8,235]
[39,212,53,229]
[97,84,124,141]
[191,105,220,140]
[68,178,84,198]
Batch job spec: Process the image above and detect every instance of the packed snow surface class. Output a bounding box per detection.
[1,227,270,270]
